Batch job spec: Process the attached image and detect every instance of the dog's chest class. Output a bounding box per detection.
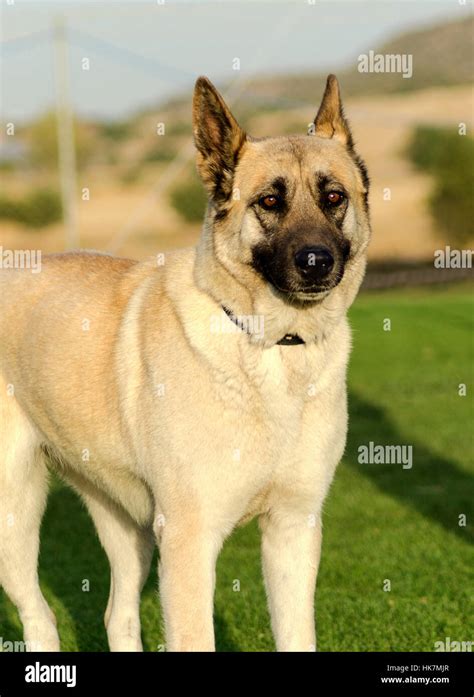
[212,341,329,465]
[241,341,326,415]
[218,338,344,521]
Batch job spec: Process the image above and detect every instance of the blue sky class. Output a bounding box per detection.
[1,0,470,122]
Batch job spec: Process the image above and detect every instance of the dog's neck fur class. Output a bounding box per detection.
[193,210,367,348]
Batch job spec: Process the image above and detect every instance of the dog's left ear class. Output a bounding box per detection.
[193,76,246,202]
[311,74,353,147]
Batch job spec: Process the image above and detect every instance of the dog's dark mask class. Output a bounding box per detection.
[249,175,352,300]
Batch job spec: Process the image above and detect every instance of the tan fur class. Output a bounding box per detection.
[0,75,370,652]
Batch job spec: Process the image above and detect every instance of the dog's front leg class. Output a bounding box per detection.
[158,521,220,651]
[260,507,322,652]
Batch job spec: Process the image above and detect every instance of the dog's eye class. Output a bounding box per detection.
[259,195,280,210]
[326,191,345,206]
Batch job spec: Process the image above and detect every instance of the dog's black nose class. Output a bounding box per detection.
[294,245,334,281]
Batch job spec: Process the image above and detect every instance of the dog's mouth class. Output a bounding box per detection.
[266,266,345,303]
[290,288,332,302]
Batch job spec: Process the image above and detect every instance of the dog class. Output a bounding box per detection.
[0,75,370,652]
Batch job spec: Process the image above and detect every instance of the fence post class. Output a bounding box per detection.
[53,17,79,250]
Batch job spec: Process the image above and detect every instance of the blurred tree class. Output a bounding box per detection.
[27,112,97,171]
[99,120,132,142]
[170,171,207,223]
[0,188,62,228]
[407,126,474,245]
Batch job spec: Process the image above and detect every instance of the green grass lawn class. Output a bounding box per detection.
[1,284,473,651]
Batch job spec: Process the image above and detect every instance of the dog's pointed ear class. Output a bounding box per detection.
[311,74,353,146]
[193,76,246,201]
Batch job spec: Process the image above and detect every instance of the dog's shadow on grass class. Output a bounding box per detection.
[0,601,21,646]
[346,391,473,545]
[214,614,242,652]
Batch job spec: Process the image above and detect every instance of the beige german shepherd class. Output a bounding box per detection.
[0,75,370,652]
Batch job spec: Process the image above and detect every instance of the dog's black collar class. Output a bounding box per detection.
[222,306,305,346]
[276,333,305,346]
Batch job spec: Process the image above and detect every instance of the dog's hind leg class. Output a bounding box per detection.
[84,490,154,652]
[61,470,155,652]
[0,386,59,651]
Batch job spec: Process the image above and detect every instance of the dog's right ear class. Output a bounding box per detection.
[193,76,246,202]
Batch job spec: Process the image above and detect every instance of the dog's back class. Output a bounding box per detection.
[0,252,138,442]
